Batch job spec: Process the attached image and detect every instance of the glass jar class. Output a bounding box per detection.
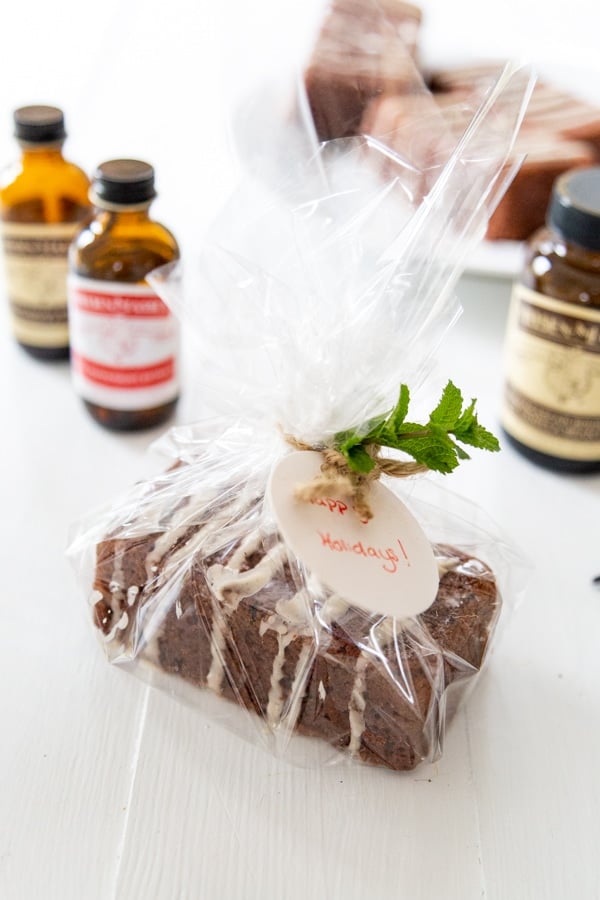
[0,105,90,359]
[501,166,600,472]
[68,159,180,430]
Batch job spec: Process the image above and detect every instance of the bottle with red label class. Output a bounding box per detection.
[68,158,180,430]
[0,105,90,359]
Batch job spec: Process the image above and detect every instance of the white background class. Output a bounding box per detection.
[1,0,599,261]
[1,2,600,899]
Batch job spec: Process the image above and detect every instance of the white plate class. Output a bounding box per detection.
[465,238,527,279]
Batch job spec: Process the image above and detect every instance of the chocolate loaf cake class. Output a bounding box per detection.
[92,480,500,771]
[302,0,600,243]
[486,136,597,241]
[426,64,600,240]
[304,0,424,141]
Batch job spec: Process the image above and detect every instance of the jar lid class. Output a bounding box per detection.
[92,159,156,206]
[14,105,66,143]
[548,166,600,250]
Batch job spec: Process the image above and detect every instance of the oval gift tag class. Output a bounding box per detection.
[267,451,439,618]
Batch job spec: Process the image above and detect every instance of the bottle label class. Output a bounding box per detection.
[502,283,600,460]
[67,275,179,410]
[1,221,78,348]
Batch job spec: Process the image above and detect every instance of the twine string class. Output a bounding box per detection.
[284,433,427,521]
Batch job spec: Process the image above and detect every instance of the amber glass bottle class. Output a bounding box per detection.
[68,159,180,431]
[0,105,90,359]
[502,167,600,472]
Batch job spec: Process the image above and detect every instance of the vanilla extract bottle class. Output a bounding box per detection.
[0,105,90,359]
[68,159,180,430]
[502,167,600,472]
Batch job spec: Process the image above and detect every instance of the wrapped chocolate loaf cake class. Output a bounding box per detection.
[71,54,530,772]
[92,468,499,771]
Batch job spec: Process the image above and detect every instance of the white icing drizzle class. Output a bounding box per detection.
[142,489,219,583]
[207,542,288,608]
[105,610,129,643]
[144,525,190,582]
[226,529,265,572]
[205,541,289,695]
[347,618,399,757]
[104,483,270,665]
[265,631,296,726]
[106,490,209,618]
[259,588,313,638]
[148,527,206,601]
[137,526,211,648]
[280,642,313,731]
[258,586,352,733]
[319,593,350,627]
[205,542,332,727]
[348,653,369,756]
[206,608,228,693]
[255,586,318,731]
[112,543,125,590]
[436,554,462,576]
[241,580,350,733]
[104,545,127,623]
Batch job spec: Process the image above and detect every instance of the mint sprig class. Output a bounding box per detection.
[336,381,500,474]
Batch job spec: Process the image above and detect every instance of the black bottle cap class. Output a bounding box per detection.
[92,159,156,206]
[548,166,600,250]
[14,105,66,143]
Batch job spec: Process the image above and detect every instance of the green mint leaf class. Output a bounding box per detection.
[429,380,463,430]
[390,383,410,433]
[394,431,460,473]
[454,398,477,434]
[453,398,500,452]
[333,380,499,476]
[453,442,472,461]
[360,385,411,447]
[343,444,376,473]
[457,421,501,452]
[338,413,386,455]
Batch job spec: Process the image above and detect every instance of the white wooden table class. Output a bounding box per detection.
[1,0,600,897]
[2,271,599,900]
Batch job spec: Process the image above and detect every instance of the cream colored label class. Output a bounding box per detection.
[268,451,439,619]
[502,284,600,460]
[1,221,79,347]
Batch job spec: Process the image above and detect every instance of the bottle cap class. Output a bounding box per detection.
[14,105,66,143]
[92,159,156,206]
[548,166,600,250]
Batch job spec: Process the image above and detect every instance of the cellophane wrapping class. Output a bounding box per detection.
[69,8,534,771]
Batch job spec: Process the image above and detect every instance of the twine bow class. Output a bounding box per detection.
[284,434,427,521]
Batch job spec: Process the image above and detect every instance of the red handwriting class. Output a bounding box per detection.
[318,532,411,574]
[311,497,348,516]
[310,496,370,525]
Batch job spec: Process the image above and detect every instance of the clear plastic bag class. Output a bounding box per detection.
[69,19,534,771]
